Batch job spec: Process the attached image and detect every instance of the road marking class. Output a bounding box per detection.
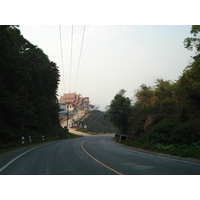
[0,147,39,173]
[0,143,50,173]
[81,139,123,175]
[109,139,200,166]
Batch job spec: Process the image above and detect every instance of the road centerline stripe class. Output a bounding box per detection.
[81,139,123,175]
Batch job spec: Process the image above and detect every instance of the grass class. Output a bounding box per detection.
[118,138,200,160]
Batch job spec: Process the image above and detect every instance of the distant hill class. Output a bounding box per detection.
[82,110,118,133]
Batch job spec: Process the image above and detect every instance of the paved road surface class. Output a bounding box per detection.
[0,134,200,175]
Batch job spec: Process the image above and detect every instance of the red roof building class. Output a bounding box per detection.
[59,93,90,111]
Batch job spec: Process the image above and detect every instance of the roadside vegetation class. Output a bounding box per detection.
[0,25,67,152]
[106,25,200,160]
[0,130,80,153]
[76,110,118,134]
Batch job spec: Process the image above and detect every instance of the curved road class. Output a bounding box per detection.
[0,134,200,175]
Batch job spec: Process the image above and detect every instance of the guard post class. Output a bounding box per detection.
[22,136,25,145]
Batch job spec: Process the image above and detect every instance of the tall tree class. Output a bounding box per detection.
[0,25,61,144]
[184,25,200,54]
[134,84,153,108]
[105,89,131,134]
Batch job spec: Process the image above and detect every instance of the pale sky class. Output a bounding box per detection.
[19,25,195,110]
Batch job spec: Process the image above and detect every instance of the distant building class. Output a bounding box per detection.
[83,97,90,109]
[59,93,90,112]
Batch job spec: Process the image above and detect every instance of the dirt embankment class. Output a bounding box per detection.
[60,110,91,136]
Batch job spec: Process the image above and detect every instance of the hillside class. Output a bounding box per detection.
[0,25,64,149]
[82,110,118,133]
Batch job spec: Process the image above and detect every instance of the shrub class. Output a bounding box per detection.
[171,121,200,145]
[147,119,177,145]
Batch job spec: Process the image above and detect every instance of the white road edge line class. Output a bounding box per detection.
[108,138,200,166]
[0,143,50,173]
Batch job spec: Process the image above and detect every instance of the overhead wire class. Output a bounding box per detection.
[59,25,66,93]
[69,25,73,93]
[74,25,86,92]
[59,25,85,95]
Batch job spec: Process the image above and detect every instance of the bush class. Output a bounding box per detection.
[171,121,200,145]
[147,119,177,145]
[123,139,200,159]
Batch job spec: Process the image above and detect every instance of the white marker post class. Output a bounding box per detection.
[22,136,25,145]
[29,136,32,143]
[84,125,87,130]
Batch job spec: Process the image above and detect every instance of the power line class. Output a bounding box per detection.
[59,25,65,93]
[69,25,73,93]
[74,25,86,92]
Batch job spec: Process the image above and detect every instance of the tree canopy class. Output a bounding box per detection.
[184,25,200,53]
[105,89,131,134]
[0,25,62,145]
[107,26,200,149]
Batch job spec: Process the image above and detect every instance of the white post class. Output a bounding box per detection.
[22,136,25,144]
[29,136,32,143]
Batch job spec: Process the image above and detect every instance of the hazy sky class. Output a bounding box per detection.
[19,25,195,110]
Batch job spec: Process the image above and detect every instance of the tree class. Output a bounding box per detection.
[0,25,61,144]
[134,84,153,108]
[105,89,131,134]
[181,25,200,107]
[184,25,200,59]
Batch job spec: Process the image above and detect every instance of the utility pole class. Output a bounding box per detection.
[66,102,70,131]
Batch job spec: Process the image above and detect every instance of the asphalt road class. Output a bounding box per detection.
[0,134,200,175]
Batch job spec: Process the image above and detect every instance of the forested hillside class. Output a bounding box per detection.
[0,26,64,148]
[82,110,118,133]
[106,25,200,158]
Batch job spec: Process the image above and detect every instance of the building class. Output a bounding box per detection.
[83,97,90,109]
[59,93,90,112]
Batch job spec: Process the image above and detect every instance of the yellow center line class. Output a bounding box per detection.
[81,139,123,175]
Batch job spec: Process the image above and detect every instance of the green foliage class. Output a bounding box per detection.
[134,84,154,108]
[121,26,200,158]
[184,25,200,53]
[105,89,131,134]
[179,56,200,106]
[171,121,200,145]
[128,43,200,148]
[0,25,62,146]
[148,119,177,145]
[123,140,200,159]
[98,26,200,159]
